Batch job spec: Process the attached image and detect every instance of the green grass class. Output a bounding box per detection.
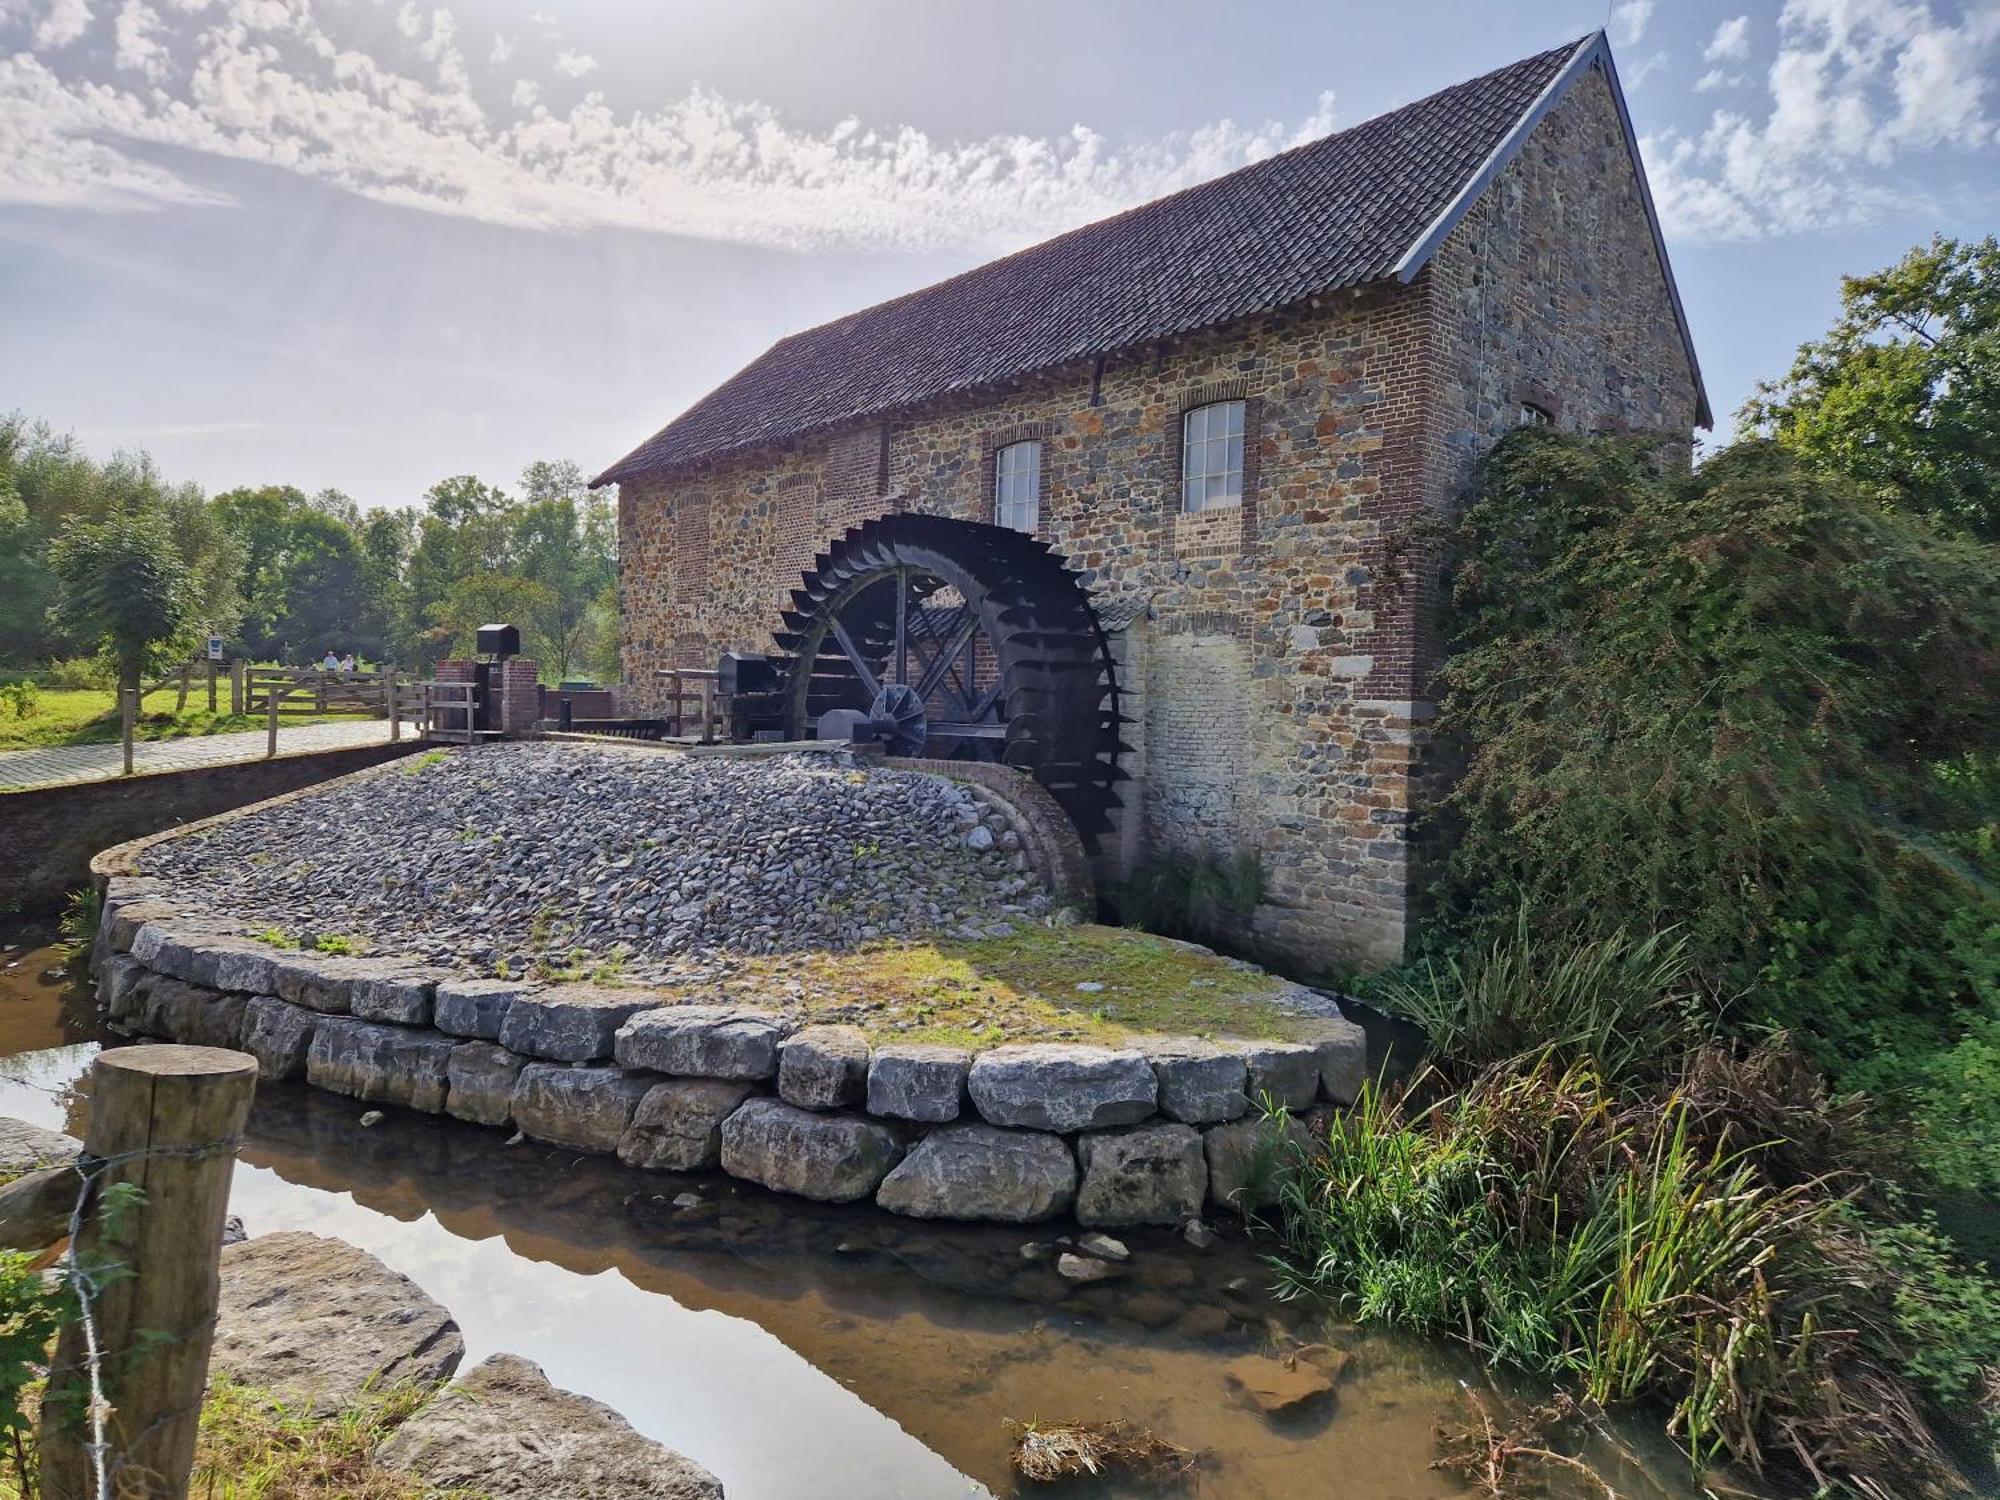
[0,684,348,751]
[188,1376,483,1500]
[648,923,1305,1046]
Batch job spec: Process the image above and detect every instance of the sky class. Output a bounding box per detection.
[1,0,1997,507]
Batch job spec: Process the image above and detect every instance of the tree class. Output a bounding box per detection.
[48,508,199,695]
[1745,235,2000,540]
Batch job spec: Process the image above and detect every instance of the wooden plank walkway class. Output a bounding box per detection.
[0,721,405,792]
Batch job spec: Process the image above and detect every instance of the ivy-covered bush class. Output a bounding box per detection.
[1420,431,2000,1188]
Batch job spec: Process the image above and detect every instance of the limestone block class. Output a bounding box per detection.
[350,967,452,1027]
[0,1118,79,1177]
[1203,1112,1314,1214]
[445,1043,528,1127]
[374,1353,722,1500]
[433,978,535,1040]
[1293,1013,1368,1104]
[719,1098,903,1203]
[305,1016,455,1113]
[1076,1122,1207,1226]
[242,996,316,1083]
[156,979,247,1050]
[614,1005,788,1080]
[214,1231,463,1416]
[271,954,394,1014]
[875,1123,1076,1223]
[1139,1036,1249,1123]
[968,1044,1157,1133]
[510,1064,651,1153]
[616,1079,757,1172]
[777,1024,870,1110]
[1239,1040,1322,1111]
[158,932,280,996]
[866,1044,970,1122]
[498,984,656,1064]
[96,954,147,1025]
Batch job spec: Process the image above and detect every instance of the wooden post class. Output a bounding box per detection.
[120,688,135,776]
[229,661,243,717]
[39,1045,258,1500]
[266,691,278,759]
[173,662,190,715]
[385,667,400,740]
[699,676,716,746]
[206,660,217,714]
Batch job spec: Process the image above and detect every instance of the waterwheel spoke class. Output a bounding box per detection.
[914,614,980,703]
[826,617,881,701]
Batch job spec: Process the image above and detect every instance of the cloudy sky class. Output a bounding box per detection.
[2,0,1996,504]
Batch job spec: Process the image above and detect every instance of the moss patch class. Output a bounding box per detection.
[662,924,1314,1047]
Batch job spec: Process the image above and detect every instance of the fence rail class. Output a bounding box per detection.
[659,668,725,743]
[241,667,392,717]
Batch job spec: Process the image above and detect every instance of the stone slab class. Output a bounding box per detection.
[1140,1036,1249,1124]
[1076,1121,1208,1226]
[349,966,450,1027]
[1205,1113,1313,1214]
[875,1123,1076,1223]
[511,1064,652,1153]
[720,1097,903,1203]
[865,1044,970,1123]
[615,1004,788,1080]
[305,1016,455,1113]
[242,995,317,1083]
[967,1044,1157,1133]
[1239,1041,1322,1111]
[617,1079,757,1172]
[433,977,536,1040]
[0,1117,79,1178]
[777,1024,870,1110]
[446,1042,528,1127]
[499,984,657,1064]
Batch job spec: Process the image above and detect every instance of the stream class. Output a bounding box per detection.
[0,922,1708,1499]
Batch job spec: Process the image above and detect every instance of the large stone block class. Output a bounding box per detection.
[96,954,148,1026]
[106,902,178,960]
[1139,1037,1249,1124]
[510,1064,651,1153]
[777,1025,870,1110]
[350,967,451,1027]
[214,1231,463,1416]
[1076,1122,1207,1226]
[374,1353,722,1500]
[499,985,656,1064]
[875,1123,1076,1223]
[1293,1013,1368,1104]
[719,1098,903,1203]
[1204,1112,1313,1214]
[271,954,396,1014]
[158,980,248,1050]
[866,1044,970,1122]
[1239,1040,1322,1111]
[446,1043,528,1127]
[433,978,535,1040]
[968,1045,1157,1133]
[151,931,280,995]
[616,1079,756,1171]
[243,995,317,1083]
[306,1016,455,1113]
[614,1005,788,1080]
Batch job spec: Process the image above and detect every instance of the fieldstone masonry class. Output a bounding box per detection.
[612,70,1700,975]
[94,881,1368,1227]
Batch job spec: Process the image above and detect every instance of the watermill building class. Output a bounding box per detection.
[596,32,1707,973]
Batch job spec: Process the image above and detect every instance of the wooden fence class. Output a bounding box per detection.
[240,666,393,717]
[659,668,725,744]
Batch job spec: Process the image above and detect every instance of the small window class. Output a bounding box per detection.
[1181,400,1244,512]
[1518,402,1554,428]
[994,440,1041,532]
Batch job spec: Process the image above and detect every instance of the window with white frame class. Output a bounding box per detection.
[1181,400,1245,512]
[994,439,1041,532]
[1518,402,1554,428]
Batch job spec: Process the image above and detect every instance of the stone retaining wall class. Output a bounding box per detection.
[91,877,1363,1227]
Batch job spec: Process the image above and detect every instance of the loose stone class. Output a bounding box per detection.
[1056,1252,1122,1284]
[866,1044,971,1122]
[719,1098,903,1203]
[968,1044,1157,1133]
[1076,1231,1129,1262]
[875,1123,1077,1223]
[617,1079,757,1172]
[1076,1122,1207,1226]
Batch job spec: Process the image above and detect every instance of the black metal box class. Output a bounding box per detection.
[476,623,521,658]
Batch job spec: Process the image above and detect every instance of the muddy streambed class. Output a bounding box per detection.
[0,926,1707,1499]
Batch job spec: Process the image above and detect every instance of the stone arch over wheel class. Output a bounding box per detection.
[772,514,1126,846]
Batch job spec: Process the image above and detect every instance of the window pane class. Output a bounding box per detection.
[995,441,1039,531]
[1180,400,1246,512]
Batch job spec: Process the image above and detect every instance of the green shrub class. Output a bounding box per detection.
[56,885,100,959]
[38,655,115,691]
[1427,431,2000,1187]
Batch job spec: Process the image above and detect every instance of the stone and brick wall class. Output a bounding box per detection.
[615,67,1700,976]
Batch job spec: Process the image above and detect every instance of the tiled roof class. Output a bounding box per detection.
[597,35,1678,485]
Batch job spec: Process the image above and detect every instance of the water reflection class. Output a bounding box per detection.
[0,931,1707,1500]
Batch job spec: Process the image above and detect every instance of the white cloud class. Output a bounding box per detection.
[551,48,593,78]
[1611,0,1654,46]
[1695,67,1741,92]
[488,31,512,65]
[509,77,536,108]
[1705,15,1751,62]
[1645,0,2000,242]
[0,0,1348,255]
[112,0,169,78]
[33,0,91,48]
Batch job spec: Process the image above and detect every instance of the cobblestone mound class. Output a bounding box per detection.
[137,744,1048,984]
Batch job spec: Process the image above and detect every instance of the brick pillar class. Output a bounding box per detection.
[500,659,540,733]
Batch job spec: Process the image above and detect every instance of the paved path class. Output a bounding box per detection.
[0,721,407,791]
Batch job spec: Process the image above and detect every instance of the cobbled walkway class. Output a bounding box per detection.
[0,721,405,791]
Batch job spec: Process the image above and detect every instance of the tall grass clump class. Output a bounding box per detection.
[1277,1048,1994,1497]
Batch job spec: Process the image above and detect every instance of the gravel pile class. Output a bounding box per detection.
[140,744,1050,984]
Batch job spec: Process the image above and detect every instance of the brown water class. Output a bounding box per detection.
[0,926,1707,1500]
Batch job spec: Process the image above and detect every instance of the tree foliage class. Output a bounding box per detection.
[1745,235,2000,541]
[1425,430,2000,1187]
[48,507,201,691]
